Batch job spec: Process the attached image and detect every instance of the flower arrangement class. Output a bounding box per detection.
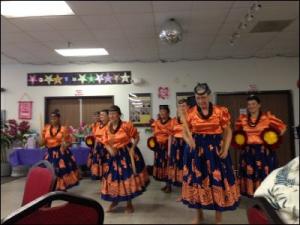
[68,121,91,143]
[1,119,36,162]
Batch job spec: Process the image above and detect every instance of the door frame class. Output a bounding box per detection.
[44,95,114,124]
[215,90,295,158]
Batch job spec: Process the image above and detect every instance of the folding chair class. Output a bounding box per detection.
[2,191,104,224]
[21,160,56,206]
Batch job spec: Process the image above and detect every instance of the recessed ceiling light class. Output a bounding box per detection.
[1,1,74,18]
[54,48,109,57]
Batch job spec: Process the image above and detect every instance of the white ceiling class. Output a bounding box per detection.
[1,1,299,64]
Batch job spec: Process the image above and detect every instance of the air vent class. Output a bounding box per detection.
[250,20,294,33]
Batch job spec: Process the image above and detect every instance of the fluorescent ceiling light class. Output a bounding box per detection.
[55,48,109,57]
[1,1,74,18]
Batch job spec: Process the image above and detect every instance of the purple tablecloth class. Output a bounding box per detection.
[9,147,90,167]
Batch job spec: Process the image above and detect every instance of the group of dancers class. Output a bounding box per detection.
[39,83,286,224]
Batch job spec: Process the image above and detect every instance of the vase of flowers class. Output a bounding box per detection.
[2,119,36,177]
[69,122,91,147]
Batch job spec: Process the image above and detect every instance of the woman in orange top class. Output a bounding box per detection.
[234,95,286,197]
[167,99,189,194]
[87,110,109,180]
[101,105,149,213]
[41,109,80,191]
[181,83,240,224]
[151,105,173,193]
[90,111,100,134]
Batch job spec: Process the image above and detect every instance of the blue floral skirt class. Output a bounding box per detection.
[101,143,150,202]
[168,137,185,186]
[238,144,278,197]
[182,134,240,211]
[153,142,169,182]
[44,145,80,191]
[87,143,108,180]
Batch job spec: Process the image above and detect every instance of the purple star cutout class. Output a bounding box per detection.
[29,75,37,85]
[104,74,112,83]
[64,76,69,82]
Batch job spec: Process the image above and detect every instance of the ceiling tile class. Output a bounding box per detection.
[57,29,96,41]
[116,13,154,29]
[152,1,193,13]
[1,17,22,33]
[192,1,233,10]
[110,1,152,13]
[45,16,87,30]
[67,1,113,15]
[91,29,124,40]
[28,31,66,42]
[80,15,121,30]
[8,17,55,31]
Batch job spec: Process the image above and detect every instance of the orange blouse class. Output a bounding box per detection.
[42,124,72,148]
[90,122,99,135]
[186,105,231,134]
[94,124,108,144]
[171,117,184,138]
[102,121,138,149]
[235,112,286,144]
[151,118,173,144]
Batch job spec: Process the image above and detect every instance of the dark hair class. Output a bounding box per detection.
[51,109,60,118]
[247,94,261,104]
[194,83,211,95]
[108,105,122,115]
[100,109,109,115]
[178,98,187,104]
[159,105,170,114]
[94,111,100,115]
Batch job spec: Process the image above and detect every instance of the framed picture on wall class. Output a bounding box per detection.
[129,93,152,127]
[176,92,196,107]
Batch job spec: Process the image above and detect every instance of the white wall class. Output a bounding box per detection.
[1,57,299,164]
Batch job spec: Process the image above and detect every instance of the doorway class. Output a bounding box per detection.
[216,90,295,168]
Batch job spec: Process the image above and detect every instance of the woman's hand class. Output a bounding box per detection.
[219,148,228,159]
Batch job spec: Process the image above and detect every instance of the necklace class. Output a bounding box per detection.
[109,120,122,134]
[197,102,213,120]
[160,117,171,125]
[247,111,262,127]
[50,125,61,137]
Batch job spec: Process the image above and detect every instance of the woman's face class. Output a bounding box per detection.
[247,100,261,114]
[109,111,120,123]
[159,109,169,120]
[195,93,210,108]
[100,112,109,124]
[50,115,59,126]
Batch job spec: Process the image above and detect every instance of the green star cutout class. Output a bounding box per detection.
[44,74,53,85]
[78,74,87,84]
[87,74,96,83]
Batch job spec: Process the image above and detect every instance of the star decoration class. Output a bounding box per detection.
[114,74,120,83]
[78,74,87,84]
[87,74,95,83]
[64,76,69,82]
[121,72,130,83]
[104,74,112,83]
[95,73,104,84]
[53,74,63,85]
[44,75,53,85]
[28,75,37,85]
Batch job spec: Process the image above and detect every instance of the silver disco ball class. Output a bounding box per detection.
[159,18,183,45]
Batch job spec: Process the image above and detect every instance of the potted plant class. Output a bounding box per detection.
[2,119,35,177]
[1,120,12,176]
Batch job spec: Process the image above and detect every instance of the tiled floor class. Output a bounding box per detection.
[1,177,249,224]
